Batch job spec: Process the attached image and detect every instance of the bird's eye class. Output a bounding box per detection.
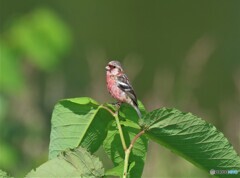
[112,66,116,68]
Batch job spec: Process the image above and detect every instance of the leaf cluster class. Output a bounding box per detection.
[1,97,239,177]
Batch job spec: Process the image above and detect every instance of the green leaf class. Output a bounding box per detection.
[118,101,147,123]
[26,147,104,177]
[103,102,148,178]
[105,162,124,177]
[49,97,114,159]
[140,108,240,176]
[105,161,135,177]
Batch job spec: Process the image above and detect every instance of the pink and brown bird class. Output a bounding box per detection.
[105,60,141,118]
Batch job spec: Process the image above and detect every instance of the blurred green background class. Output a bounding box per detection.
[0,0,239,177]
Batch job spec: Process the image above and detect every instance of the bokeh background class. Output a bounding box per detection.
[0,0,240,177]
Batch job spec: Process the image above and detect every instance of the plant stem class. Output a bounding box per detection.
[114,112,127,151]
[123,130,145,178]
[123,148,130,178]
[100,105,115,115]
[100,105,127,151]
[101,104,146,177]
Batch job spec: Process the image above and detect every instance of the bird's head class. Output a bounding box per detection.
[106,60,123,75]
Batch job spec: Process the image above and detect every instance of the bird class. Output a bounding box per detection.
[105,60,141,118]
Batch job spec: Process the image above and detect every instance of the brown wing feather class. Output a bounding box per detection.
[117,74,138,107]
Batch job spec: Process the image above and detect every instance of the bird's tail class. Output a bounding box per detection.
[133,104,142,118]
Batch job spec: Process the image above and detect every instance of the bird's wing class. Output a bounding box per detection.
[116,74,138,107]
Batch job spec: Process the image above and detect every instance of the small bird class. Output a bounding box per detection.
[105,60,141,118]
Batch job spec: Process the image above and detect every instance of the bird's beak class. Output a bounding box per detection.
[105,65,110,71]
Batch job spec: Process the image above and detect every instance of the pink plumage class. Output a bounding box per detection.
[106,60,141,118]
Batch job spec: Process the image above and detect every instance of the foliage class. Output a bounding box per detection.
[103,103,148,178]
[0,8,72,175]
[49,97,113,159]
[26,147,104,178]
[1,1,240,177]
[140,108,240,176]
[6,97,238,177]
[0,8,72,95]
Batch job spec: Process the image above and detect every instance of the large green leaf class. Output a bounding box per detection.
[140,108,240,177]
[49,97,114,159]
[27,147,104,177]
[103,102,148,178]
